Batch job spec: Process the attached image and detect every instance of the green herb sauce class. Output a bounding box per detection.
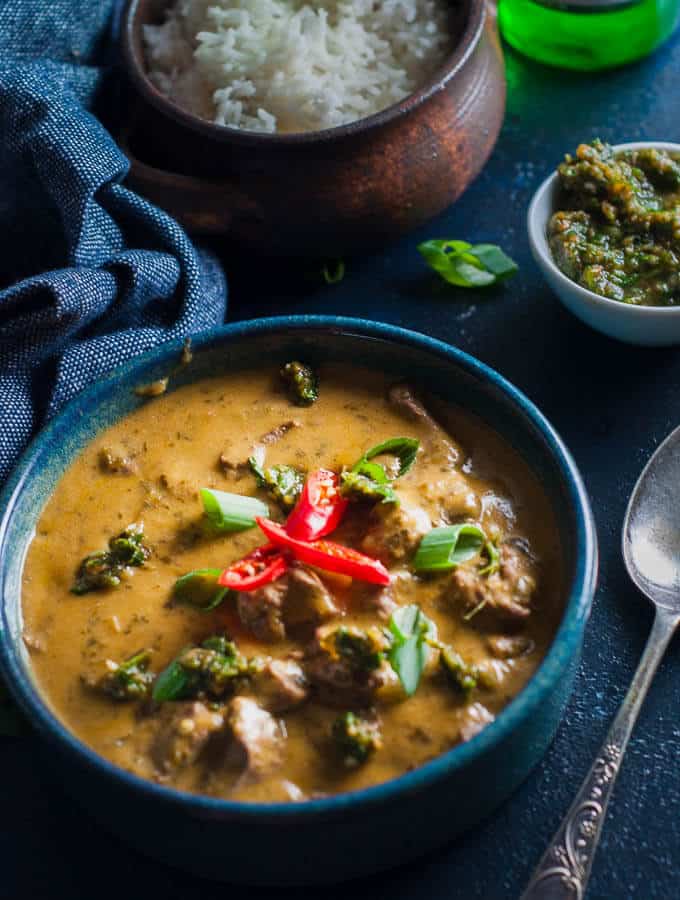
[549,140,680,307]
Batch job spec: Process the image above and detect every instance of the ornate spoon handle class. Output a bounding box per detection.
[521,607,679,900]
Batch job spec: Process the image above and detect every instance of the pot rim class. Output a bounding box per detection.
[0,316,597,823]
[120,0,486,146]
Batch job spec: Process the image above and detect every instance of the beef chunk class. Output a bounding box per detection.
[419,474,481,522]
[225,697,283,776]
[486,635,535,659]
[284,564,337,627]
[218,454,251,478]
[447,544,537,629]
[253,658,310,712]
[260,420,302,445]
[152,701,226,774]
[387,384,461,467]
[361,501,431,564]
[237,580,287,642]
[237,565,336,642]
[459,702,495,742]
[303,624,399,707]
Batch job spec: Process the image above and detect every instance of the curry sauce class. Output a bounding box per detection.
[21,365,563,802]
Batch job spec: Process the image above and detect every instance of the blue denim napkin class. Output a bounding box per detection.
[0,0,228,488]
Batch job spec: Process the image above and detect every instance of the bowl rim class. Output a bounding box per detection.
[0,315,597,821]
[528,140,680,316]
[121,0,486,146]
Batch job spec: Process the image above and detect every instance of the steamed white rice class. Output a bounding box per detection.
[143,0,452,134]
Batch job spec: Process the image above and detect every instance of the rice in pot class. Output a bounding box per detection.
[143,0,453,134]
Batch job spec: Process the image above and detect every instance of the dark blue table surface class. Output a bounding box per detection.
[4,30,680,900]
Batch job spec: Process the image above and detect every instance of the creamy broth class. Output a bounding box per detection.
[22,364,563,802]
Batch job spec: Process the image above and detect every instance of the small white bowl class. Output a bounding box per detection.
[528,141,680,346]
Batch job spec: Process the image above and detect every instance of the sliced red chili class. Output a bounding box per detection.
[285,468,349,542]
[256,518,390,586]
[217,542,289,591]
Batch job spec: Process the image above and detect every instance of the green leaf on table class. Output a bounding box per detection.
[418,239,518,288]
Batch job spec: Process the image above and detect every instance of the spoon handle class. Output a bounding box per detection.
[521,606,679,900]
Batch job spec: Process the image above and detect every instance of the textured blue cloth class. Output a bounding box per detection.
[0,0,228,485]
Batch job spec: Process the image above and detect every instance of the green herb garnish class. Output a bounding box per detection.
[71,523,151,595]
[479,538,501,577]
[339,469,398,505]
[332,711,382,766]
[332,626,386,672]
[173,569,230,612]
[322,259,345,285]
[413,524,486,573]
[151,658,191,704]
[201,488,269,532]
[152,634,259,703]
[387,604,436,697]
[248,458,305,511]
[418,239,518,288]
[280,361,319,406]
[358,437,419,478]
[439,646,478,696]
[340,437,419,505]
[99,650,154,701]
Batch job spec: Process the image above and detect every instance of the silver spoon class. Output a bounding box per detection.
[522,425,680,900]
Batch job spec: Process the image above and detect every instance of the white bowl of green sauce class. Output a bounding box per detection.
[528,141,680,346]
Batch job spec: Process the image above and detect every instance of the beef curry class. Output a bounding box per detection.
[21,362,563,802]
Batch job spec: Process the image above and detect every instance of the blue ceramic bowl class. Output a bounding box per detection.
[0,317,597,885]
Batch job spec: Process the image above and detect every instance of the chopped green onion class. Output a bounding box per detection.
[173,569,230,612]
[414,524,486,572]
[387,604,437,697]
[418,239,518,288]
[200,488,269,532]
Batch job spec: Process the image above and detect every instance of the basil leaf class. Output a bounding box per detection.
[387,604,437,697]
[357,437,420,478]
[353,460,389,483]
[201,488,269,532]
[174,569,230,612]
[418,239,518,288]
[414,524,486,572]
[152,658,191,703]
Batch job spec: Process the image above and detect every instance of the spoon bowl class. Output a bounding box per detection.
[623,425,680,606]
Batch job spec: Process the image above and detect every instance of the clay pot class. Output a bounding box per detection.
[120,0,506,255]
